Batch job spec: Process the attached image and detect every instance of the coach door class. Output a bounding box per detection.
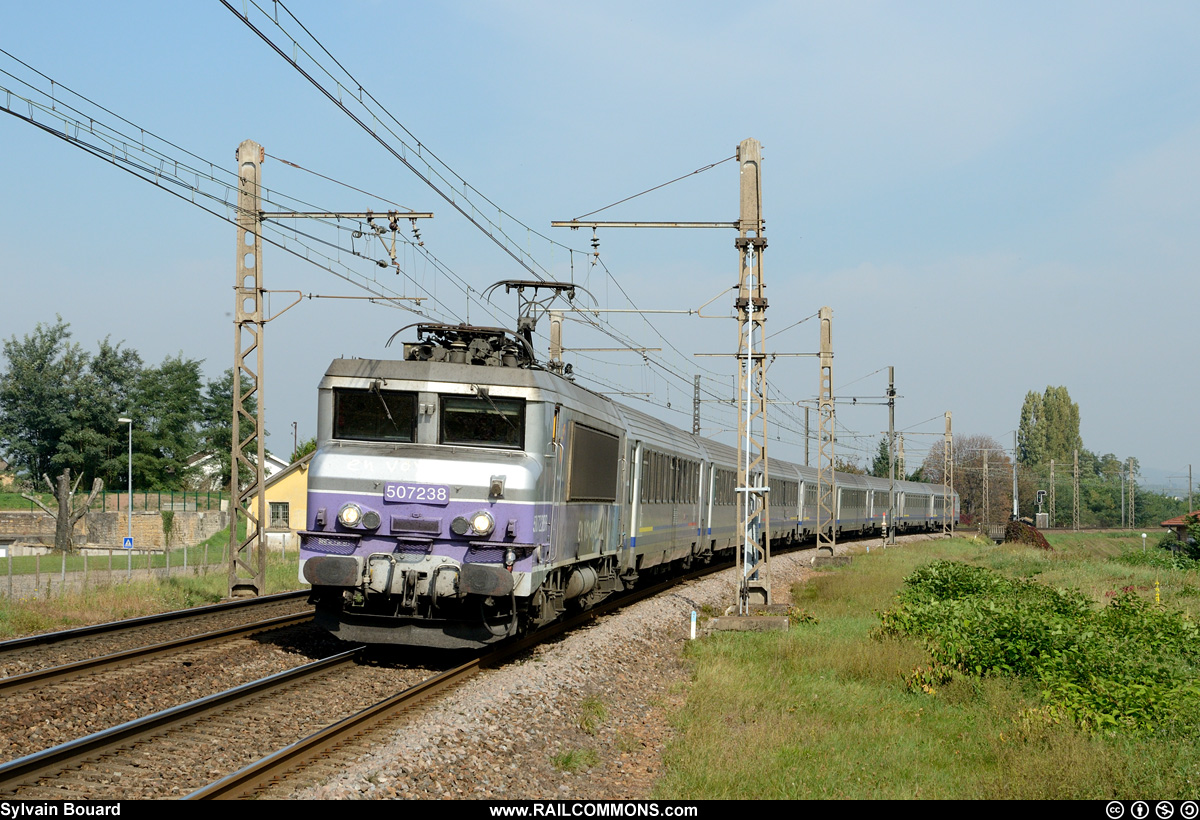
[625,441,643,571]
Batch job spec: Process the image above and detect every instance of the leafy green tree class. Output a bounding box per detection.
[1041,386,1082,463]
[833,456,864,475]
[869,437,892,479]
[0,318,90,481]
[196,369,258,491]
[1017,386,1082,467]
[57,337,143,489]
[291,435,317,463]
[1017,391,1045,465]
[129,354,204,489]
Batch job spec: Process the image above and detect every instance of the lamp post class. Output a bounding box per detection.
[118,416,132,577]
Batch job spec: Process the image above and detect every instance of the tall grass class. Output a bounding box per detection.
[657,537,1200,799]
[0,524,305,639]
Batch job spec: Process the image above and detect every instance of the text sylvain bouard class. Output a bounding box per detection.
[0,805,120,817]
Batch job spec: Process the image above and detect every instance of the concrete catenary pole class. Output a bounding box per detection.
[1073,449,1080,531]
[734,138,770,611]
[1049,459,1056,528]
[1012,431,1019,521]
[816,307,836,555]
[1128,457,1135,528]
[887,366,896,545]
[942,412,953,536]
[230,140,268,598]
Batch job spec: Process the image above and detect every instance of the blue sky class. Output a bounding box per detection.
[0,2,1196,490]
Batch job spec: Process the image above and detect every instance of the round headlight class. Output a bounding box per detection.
[450,516,471,536]
[338,503,362,527]
[471,511,495,536]
[361,510,381,530]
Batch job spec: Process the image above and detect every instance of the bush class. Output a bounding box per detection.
[876,560,1200,735]
[1006,520,1052,550]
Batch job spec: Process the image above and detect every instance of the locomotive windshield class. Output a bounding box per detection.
[440,395,524,449]
[333,387,417,442]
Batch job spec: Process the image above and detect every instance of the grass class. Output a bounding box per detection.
[0,491,55,511]
[578,696,607,736]
[0,524,306,639]
[656,535,1200,799]
[551,748,600,773]
[0,531,232,579]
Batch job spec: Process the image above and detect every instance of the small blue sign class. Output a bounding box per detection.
[123,537,134,550]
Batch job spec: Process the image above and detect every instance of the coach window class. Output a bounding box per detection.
[440,395,525,449]
[333,388,417,442]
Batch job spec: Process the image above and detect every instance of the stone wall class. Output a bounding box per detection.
[0,511,75,545]
[0,510,227,549]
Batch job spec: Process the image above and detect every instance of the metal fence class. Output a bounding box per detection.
[0,540,294,600]
[1,490,228,514]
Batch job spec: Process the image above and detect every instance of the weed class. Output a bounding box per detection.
[578,697,607,735]
[786,606,819,626]
[615,734,641,754]
[903,663,956,696]
[551,748,599,773]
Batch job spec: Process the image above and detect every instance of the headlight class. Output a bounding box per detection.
[338,503,362,527]
[361,510,381,530]
[470,510,495,536]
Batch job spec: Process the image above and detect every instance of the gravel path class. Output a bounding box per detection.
[289,539,923,800]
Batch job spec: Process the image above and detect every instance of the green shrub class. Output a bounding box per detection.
[876,560,1200,736]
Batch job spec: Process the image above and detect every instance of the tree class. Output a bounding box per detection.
[129,354,204,489]
[22,469,102,552]
[291,435,317,463]
[833,455,864,475]
[1017,386,1083,467]
[57,337,143,489]
[1017,391,1045,466]
[869,437,892,479]
[0,318,86,481]
[196,369,258,492]
[920,434,1014,526]
[0,320,145,490]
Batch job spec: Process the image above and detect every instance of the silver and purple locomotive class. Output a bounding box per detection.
[300,321,957,648]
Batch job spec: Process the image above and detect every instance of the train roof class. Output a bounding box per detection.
[321,357,953,497]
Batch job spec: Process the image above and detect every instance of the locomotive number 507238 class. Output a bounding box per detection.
[383,482,450,505]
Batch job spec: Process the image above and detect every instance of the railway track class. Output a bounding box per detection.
[0,590,312,678]
[0,611,314,696]
[0,560,728,800]
[0,591,330,768]
[189,563,730,799]
[0,649,376,799]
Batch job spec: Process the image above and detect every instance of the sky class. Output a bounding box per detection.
[0,1,1196,492]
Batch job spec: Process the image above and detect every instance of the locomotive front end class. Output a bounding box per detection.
[299,356,549,649]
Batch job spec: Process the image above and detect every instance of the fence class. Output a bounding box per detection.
[0,490,228,514]
[0,539,297,600]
